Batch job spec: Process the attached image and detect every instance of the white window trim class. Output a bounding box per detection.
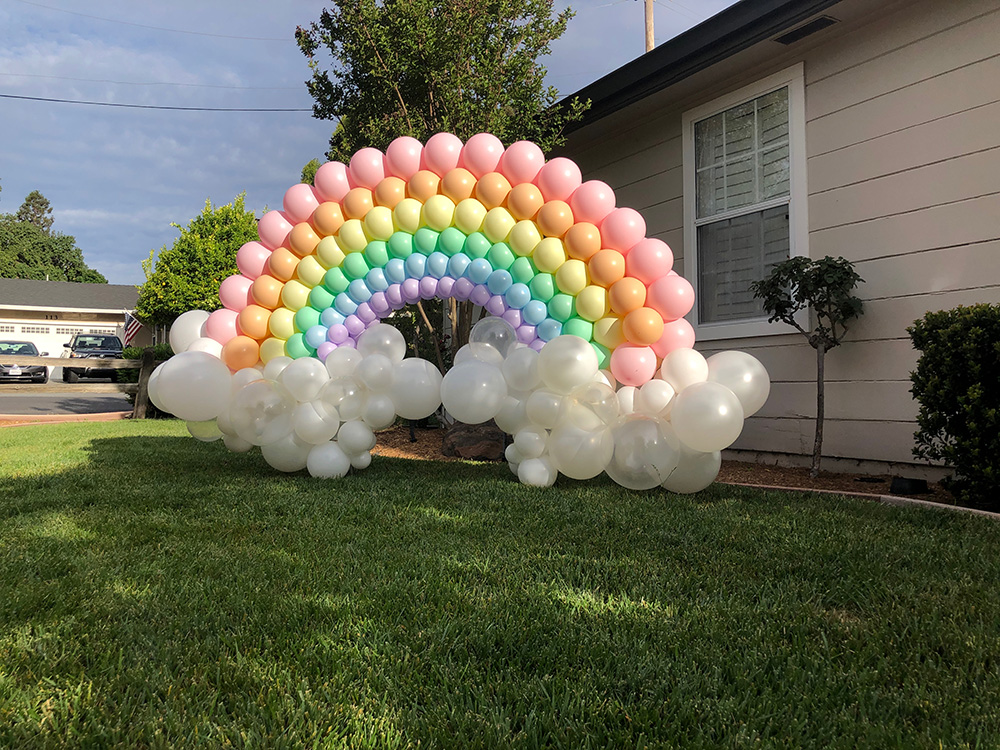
[681,62,809,341]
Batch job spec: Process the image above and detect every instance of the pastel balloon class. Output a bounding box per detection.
[506,183,544,221]
[407,170,440,202]
[269,307,296,339]
[422,132,464,176]
[499,140,545,185]
[311,201,345,237]
[257,210,293,250]
[706,350,771,417]
[385,136,424,180]
[422,194,456,231]
[650,318,696,359]
[169,309,210,354]
[393,197,423,234]
[555,259,588,296]
[564,222,601,261]
[625,238,674,284]
[314,161,353,202]
[575,285,609,322]
[535,157,582,202]
[349,147,386,189]
[483,207,515,243]
[533,237,566,274]
[364,206,395,241]
[509,220,542,257]
[441,168,477,202]
[204,308,238,344]
[647,273,695,322]
[474,172,513,209]
[342,187,374,220]
[671,381,745,453]
[236,242,270,280]
[589,249,626,287]
[460,133,504,178]
[374,176,407,209]
[623,307,665,347]
[609,277,646,314]
[609,344,657,387]
[600,208,646,253]
[569,180,615,225]
[267,247,299,281]
[283,183,320,225]
[220,274,253,310]
[537,200,574,238]
[454,198,487,234]
[222,335,260,371]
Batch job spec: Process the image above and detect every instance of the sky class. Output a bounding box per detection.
[0,0,739,286]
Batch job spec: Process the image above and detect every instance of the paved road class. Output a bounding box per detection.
[0,368,131,415]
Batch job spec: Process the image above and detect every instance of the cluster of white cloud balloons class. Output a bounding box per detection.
[149,310,769,492]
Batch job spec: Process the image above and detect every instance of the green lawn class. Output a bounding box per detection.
[1,421,999,748]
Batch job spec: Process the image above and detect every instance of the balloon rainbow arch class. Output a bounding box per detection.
[149,133,771,492]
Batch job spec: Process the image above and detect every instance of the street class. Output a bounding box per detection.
[0,367,132,415]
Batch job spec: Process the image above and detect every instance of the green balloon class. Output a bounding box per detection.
[309,285,335,310]
[294,306,321,334]
[487,242,515,271]
[388,231,414,260]
[510,256,536,285]
[464,232,492,260]
[562,316,593,341]
[323,267,349,294]
[438,227,466,257]
[414,227,439,255]
[286,333,315,359]
[529,273,556,302]
[363,240,389,268]
[342,253,371,280]
[591,341,610,369]
[548,294,575,323]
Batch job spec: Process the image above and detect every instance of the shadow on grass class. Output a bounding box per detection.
[2,429,1000,747]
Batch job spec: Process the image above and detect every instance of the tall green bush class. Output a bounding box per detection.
[908,304,1000,509]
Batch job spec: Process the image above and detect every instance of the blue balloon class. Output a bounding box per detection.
[505,282,531,310]
[405,252,427,279]
[347,278,372,304]
[522,299,548,326]
[334,292,358,316]
[365,267,389,292]
[426,251,449,279]
[304,325,329,349]
[447,252,471,278]
[537,318,563,341]
[385,257,406,284]
[466,257,493,284]
[320,308,345,327]
[487,269,513,295]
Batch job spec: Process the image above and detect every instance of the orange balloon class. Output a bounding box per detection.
[288,223,319,257]
[609,277,646,314]
[589,248,626,287]
[266,246,300,282]
[537,200,574,238]
[407,170,441,202]
[565,222,602,261]
[311,201,344,237]
[374,176,407,209]
[342,187,374,220]
[250,274,284,309]
[623,307,665,347]
[236,305,272,340]
[506,183,544,221]
[474,172,512,209]
[222,335,260,371]
[441,168,477,202]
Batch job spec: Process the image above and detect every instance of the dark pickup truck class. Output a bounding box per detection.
[62,333,124,382]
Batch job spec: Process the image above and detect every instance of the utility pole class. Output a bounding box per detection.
[645,0,654,52]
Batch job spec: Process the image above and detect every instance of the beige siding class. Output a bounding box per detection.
[563,0,1000,468]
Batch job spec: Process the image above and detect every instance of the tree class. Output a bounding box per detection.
[135,194,259,326]
[15,190,54,235]
[301,158,321,186]
[0,215,107,283]
[750,256,865,477]
[295,0,589,162]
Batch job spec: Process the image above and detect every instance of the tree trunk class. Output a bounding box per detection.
[811,342,826,478]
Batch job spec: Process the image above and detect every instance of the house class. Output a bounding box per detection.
[0,278,152,356]
[559,0,1000,476]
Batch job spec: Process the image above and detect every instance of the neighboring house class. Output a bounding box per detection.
[0,278,151,357]
[559,0,1000,475]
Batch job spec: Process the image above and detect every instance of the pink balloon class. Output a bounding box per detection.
[535,157,582,202]
[498,140,545,185]
[568,180,616,225]
[625,238,674,284]
[282,183,321,225]
[385,136,424,180]
[219,274,254,310]
[460,133,505,178]
[204,308,239,344]
[257,210,293,250]
[349,147,386,189]
[646,273,695,322]
[314,161,353,202]
[422,133,464,176]
[609,344,658,387]
[650,318,696,359]
[600,208,646,253]
[235,242,270,280]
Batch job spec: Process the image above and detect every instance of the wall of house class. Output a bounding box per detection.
[561,0,1000,469]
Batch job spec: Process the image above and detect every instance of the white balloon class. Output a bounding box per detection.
[661,444,722,494]
[306,441,351,478]
[706,351,771,417]
[635,379,675,417]
[671,381,745,453]
[147,363,164,411]
[501,346,541,392]
[493,395,530,435]
[153,351,233,422]
[362,393,396,430]
[261,432,311,472]
[596,369,617,389]
[187,419,222,442]
[536,335,599,394]
[223,433,254,453]
[320,376,366,421]
[293,400,340,444]
[525,389,563,430]
[454,342,504,368]
[440,360,507,424]
[325,347,363,377]
[563,381,619,431]
[350,451,373,470]
[659,348,708,393]
[232,367,264,391]
[186,337,223,359]
[605,415,681,490]
[469,316,517,359]
[355,353,394,393]
[616,385,637,416]
[229,379,296,446]
[357,323,407,362]
[518,456,558,487]
[263,356,294,381]
[338,419,376,455]
[513,425,548,459]
[279,357,330,402]
[389,358,443,420]
[169,310,210,354]
[504,443,524,466]
[547,421,613,480]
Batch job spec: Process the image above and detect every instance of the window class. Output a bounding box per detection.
[57,327,84,335]
[0,325,14,333]
[21,326,50,334]
[682,64,808,340]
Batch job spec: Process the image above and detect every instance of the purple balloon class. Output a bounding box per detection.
[438,276,456,298]
[485,295,507,316]
[385,284,404,308]
[453,277,474,301]
[529,338,545,352]
[328,323,349,344]
[516,325,537,344]
[502,308,522,328]
[419,276,439,300]
[401,277,421,303]
[345,315,366,337]
[369,292,389,315]
[317,341,336,361]
[356,302,377,324]
[338,337,357,350]
[470,284,491,307]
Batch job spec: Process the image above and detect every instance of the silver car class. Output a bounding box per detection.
[0,340,49,384]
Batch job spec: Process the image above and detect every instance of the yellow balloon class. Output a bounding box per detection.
[259,337,288,364]
[533,236,566,274]
[555,258,588,296]
[483,207,515,244]
[280,280,310,312]
[336,219,368,254]
[268,307,297,339]
[454,198,487,234]
[576,285,609,322]
[509,220,542,257]
[316,236,345,269]
[363,205,395,241]
[422,194,456,231]
[295,255,325,287]
[593,315,626,349]
[393,198,423,234]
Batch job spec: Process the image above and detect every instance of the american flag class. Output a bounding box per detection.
[122,310,143,346]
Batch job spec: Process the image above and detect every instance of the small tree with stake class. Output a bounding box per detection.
[750,256,865,477]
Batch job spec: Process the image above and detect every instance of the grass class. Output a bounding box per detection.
[1,420,999,748]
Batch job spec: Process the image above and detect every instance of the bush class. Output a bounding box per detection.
[121,343,174,418]
[909,304,1000,509]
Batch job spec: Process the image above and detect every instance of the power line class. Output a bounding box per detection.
[0,93,311,111]
[12,0,294,42]
[0,71,300,91]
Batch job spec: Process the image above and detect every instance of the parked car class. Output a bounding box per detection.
[62,333,124,382]
[0,340,50,384]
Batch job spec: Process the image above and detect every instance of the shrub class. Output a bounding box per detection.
[908,304,1000,509]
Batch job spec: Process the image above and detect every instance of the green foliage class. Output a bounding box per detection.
[0,214,107,283]
[300,158,321,186]
[135,194,259,327]
[296,0,590,162]
[14,190,54,235]
[909,304,1000,509]
[117,344,174,418]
